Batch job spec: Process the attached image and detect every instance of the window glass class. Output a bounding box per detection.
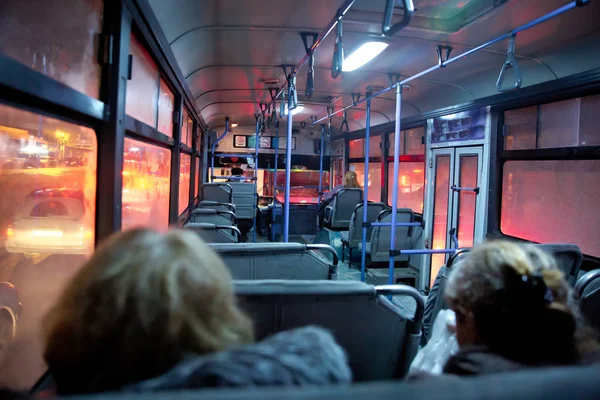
[501,160,600,257]
[456,155,478,248]
[504,106,537,150]
[194,158,200,198]
[404,127,425,155]
[181,108,193,147]
[431,156,451,287]
[348,139,364,158]
[349,163,381,202]
[578,94,600,147]
[368,135,381,158]
[0,104,97,389]
[179,154,191,214]
[157,79,174,137]
[389,131,404,156]
[125,34,159,127]
[122,138,170,231]
[538,99,580,149]
[0,0,103,99]
[387,162,424,213]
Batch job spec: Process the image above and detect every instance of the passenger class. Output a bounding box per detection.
[43,228,351,395]
[227,166,244,182]
[441,241,599,376]
[317,171,361,227]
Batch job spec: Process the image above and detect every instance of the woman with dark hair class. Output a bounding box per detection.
[441,241,599,375]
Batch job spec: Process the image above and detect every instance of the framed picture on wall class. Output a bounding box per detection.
[277,137,296,150]
[233,135,247,148]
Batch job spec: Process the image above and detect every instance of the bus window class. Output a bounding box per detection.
[387,162,424,213]
[349,163,381,202]
[0,0,103,99]
[179,154,191,214]
[0,104,97,389]
[125,34,159,128]
[122,138,170,231]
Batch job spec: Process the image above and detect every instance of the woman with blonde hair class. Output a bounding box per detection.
[318,171,362,226]
[441,240,599,375]
[43,228,351,395]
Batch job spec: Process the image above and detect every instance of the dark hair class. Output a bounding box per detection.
[473,265,578,366]
[231,167,244,176]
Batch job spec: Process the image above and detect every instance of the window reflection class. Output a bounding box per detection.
[348,139,364,158]
[182,108,193,147]
[349,163,381,202]
[0,104,97,389]
[387,162,424,213]
[157,79,174,137]
[179,154,191,214]
[501,160,600,257]
[194,158,200,199]
[122,138,170,231]
[0,0,103,99]
[125,34,159,127]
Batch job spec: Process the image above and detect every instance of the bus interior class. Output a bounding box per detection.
[0,0,600,398]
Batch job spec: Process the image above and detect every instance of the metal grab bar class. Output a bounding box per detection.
[306,244,339,266]
[370,222,423,227]
[496,34,522,92]
[446,247,471,269]
[311,0,589,126]
[574,269,600,300]
[375,284,425,332]
[214,153,257,159]
[391,249,456,256]
[451,185,480,194]
[382,0,415,36]
[211,176,257,181]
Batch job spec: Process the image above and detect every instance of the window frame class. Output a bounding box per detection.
[491,91,600,265]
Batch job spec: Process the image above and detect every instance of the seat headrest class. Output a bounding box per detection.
[234,280,375,297]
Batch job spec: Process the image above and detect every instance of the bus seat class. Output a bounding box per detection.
[574,269,600,330]
[227,182,256,220]
[209,243,338,280]
[201,183,233,204]
[184,222,241,243]
[235,280,424,381]
[365,209,415,265]
[323,189,362,230]
[342,203,387,266]
[197,200,236,214]
[536,244,583,285]
[190,208,236,225]
[56,364,600,400]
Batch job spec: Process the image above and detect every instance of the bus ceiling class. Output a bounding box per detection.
[148,0,599,131]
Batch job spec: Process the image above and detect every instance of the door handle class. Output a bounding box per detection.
[451,185,479,195]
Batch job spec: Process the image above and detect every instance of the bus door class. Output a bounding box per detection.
[425,146,485,288]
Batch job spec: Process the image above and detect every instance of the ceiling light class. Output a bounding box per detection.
[230,123,238,127]
[285,104,305,116]
[342,41,389,72]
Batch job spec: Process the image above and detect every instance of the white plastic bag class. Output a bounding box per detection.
[409,309,459,375]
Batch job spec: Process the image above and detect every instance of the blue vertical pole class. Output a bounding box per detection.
[388,84,403,285]
[361,95,372,282]
[274,120,279,197]
[283,76,295,242]
[253,116,260,243]
[211,118,229,182]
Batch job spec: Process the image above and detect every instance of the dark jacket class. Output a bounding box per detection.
[443,345,600,376]
[122,326,352,391]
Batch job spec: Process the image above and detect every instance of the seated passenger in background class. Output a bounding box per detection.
[227,166,244,182]
[442,241,599,376]
[43,228,351,395]
[317,171,361,226]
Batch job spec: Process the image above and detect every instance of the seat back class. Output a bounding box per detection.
[327,188,362,230]
[537,244,583,285]
[209,243,338,280]
[227,182,256,220]
[369,209,415,264]
[190,208,235,225]
[347,203,387,248]
[235,280,423,381]
[197,200,236,213]
[575,269,600,330]
[184,222,240,243]
[201,183,232,204]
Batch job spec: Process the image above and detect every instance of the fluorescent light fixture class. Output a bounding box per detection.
[230,123,238,127]
[285,104,305,116]
[342,41,389,72]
